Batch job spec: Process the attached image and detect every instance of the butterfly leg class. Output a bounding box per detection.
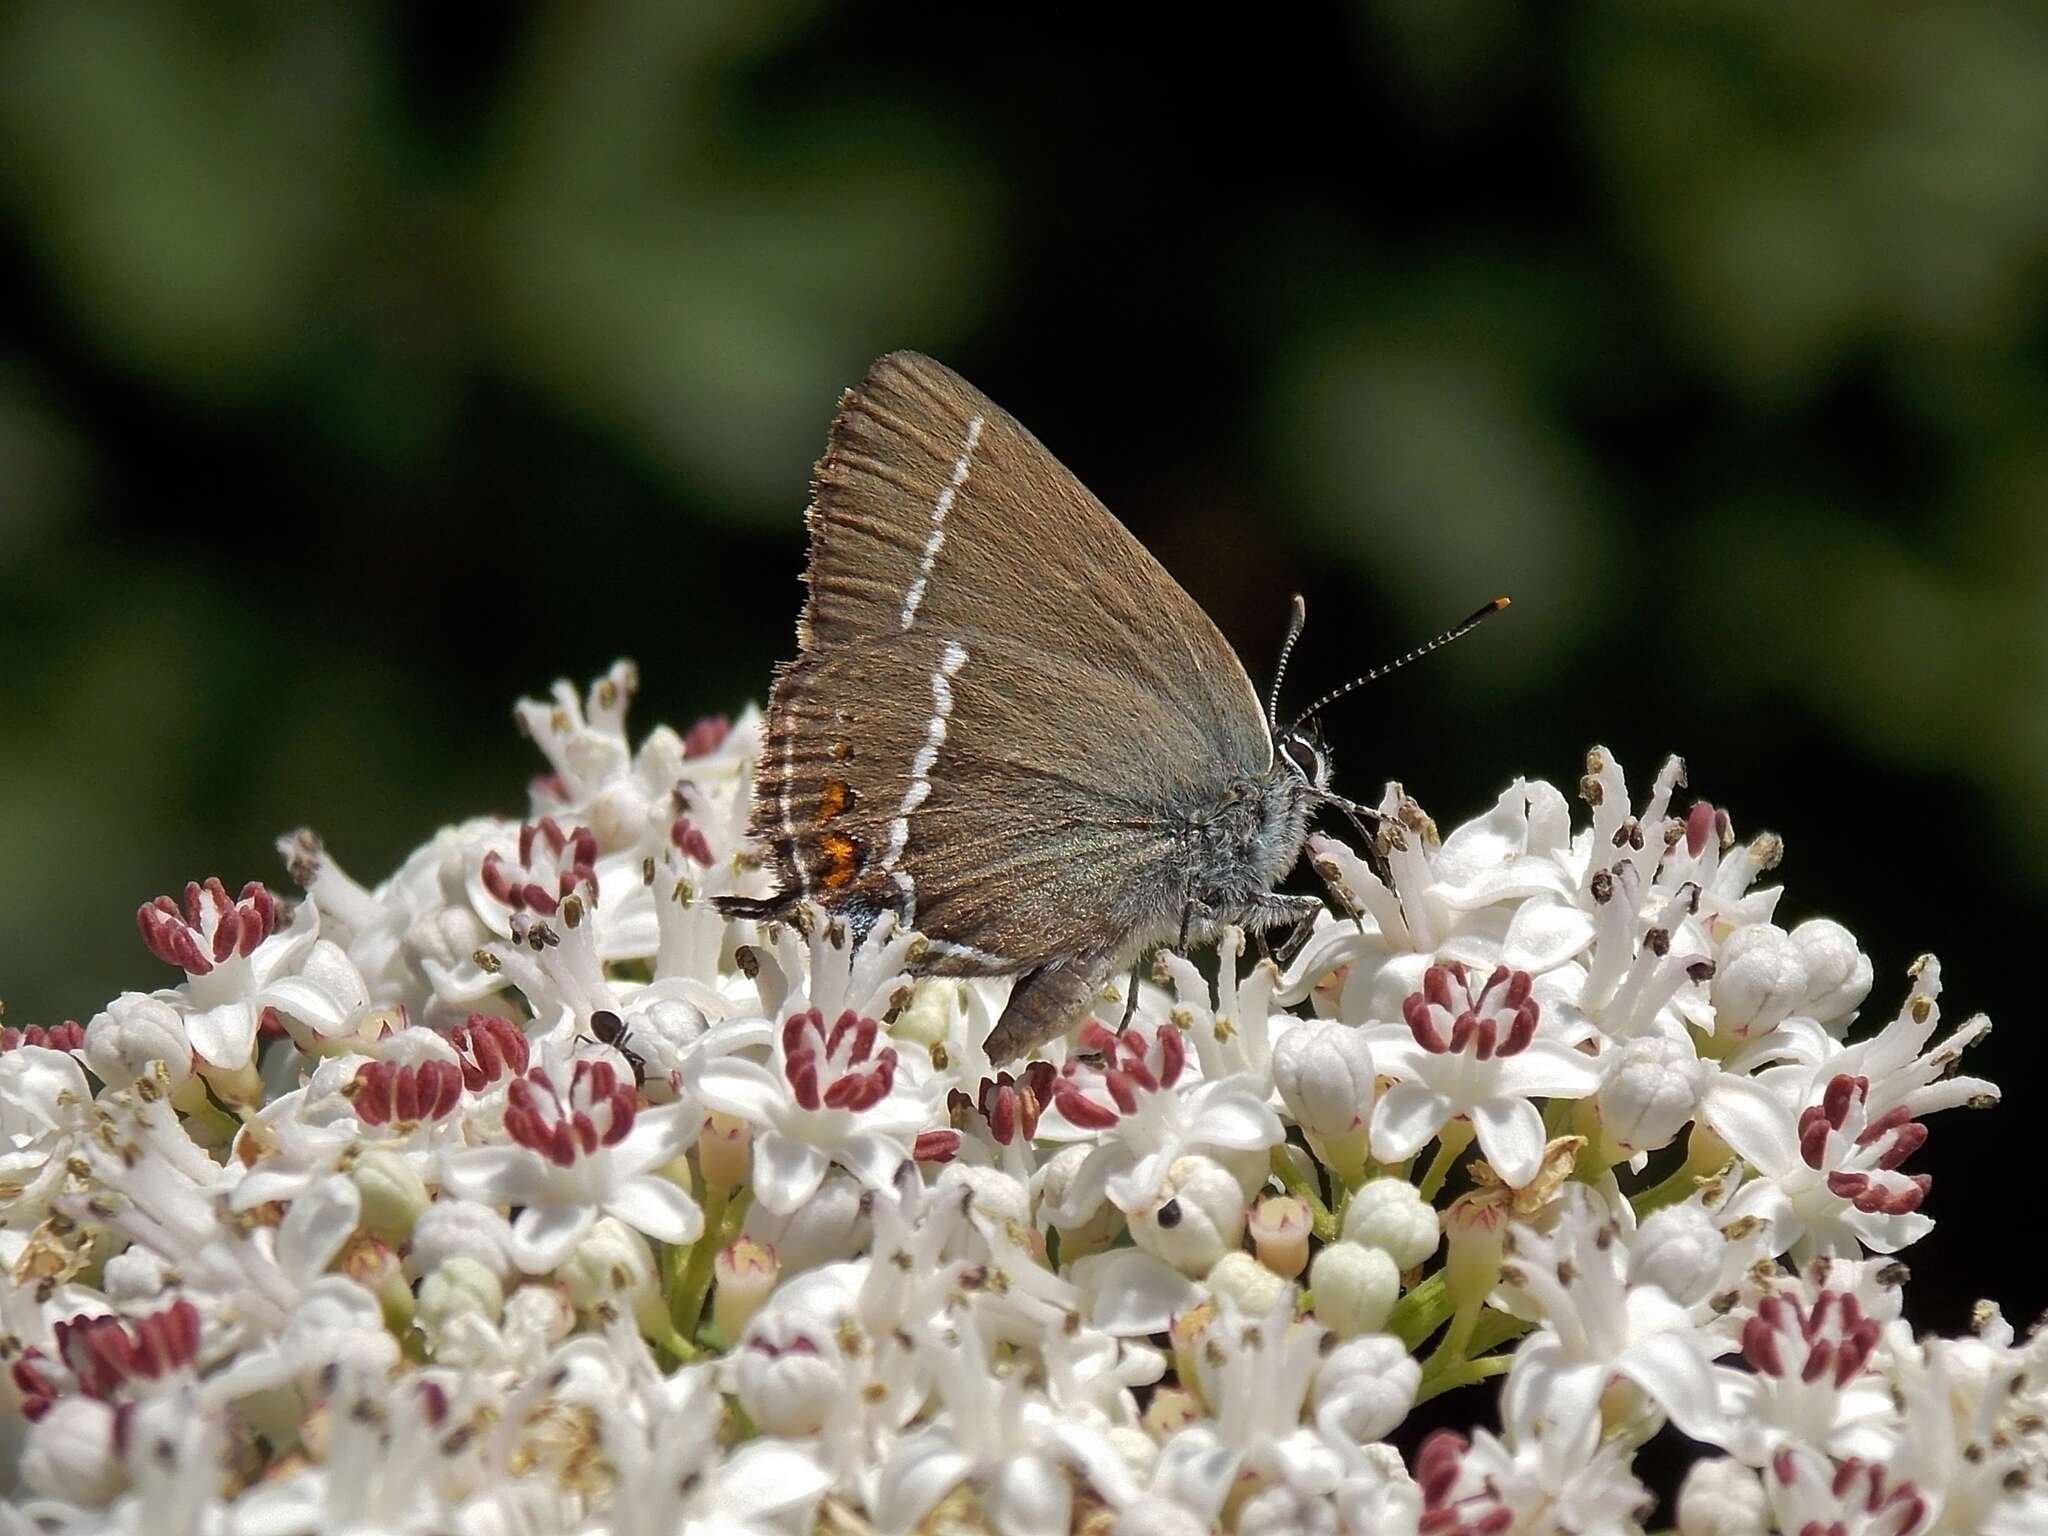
[1243,891,1322,966]
[984,954,1114,1064]
[1118,958,1144,1031]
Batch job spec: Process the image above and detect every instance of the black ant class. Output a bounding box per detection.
[585,1009,648,1090]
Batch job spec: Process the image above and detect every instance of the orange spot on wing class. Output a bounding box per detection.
[816,779,852,823]
[817,830,861,889]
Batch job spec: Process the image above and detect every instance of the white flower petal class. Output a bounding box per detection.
[1369,1082,1453,1164]
[1699,1074,1800,1175]
[440,1146,547,1207]
[1500,897,1598,974]
[752,1131,831,1216]
[1185,1084,1284,1151]
[1494,1039,1603,1100]
[274,1173,361,1286]
[688,1055,790,1126]
[183,1001,258,1070]
[1072,1248,1203,1336]
[509,1201,596,1274]
[873,1434,975,1534]
[604,1175,703,1246]
[1469,1095,1547,1188]
[715,1440,834,1520]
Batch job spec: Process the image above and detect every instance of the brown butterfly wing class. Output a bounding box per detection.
[735,352,1271,973]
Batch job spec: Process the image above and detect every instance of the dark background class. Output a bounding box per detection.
[3,0,2043,1442]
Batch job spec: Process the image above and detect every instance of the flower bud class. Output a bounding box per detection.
[1597,1034,1710,1154]
[84,993,192,1091]
[935,1162,1031,1232]
[1710,923,1809,1039]
[697,1111,751,1191]
[889,977,960,1048]
[1339,1179,1440,1270]
[1313,1333,1420,1445]
[1789,917,1872,1031]
[1130,1155,1247,1277]
[1141,1386,1204,1442]
[1169,1302,1216,1400]
[417,1256,505,1347]
[405,904,493,974]
[20,1395,125,1504]
[1677,1455,1769,1536]
[502,1282,575,1355]
[1442,1190,1510,1314]
[733,1314,844,1436]
[713,1237,780,1341]
[1271,1021,1374,1183]
[1037,1144,1125,1259]
[341,1233,414,1329]
[350,1147,430,1245]
[560,1217,659,1325]
[1628,1201,1725,1308]
[1206,1251,1293,1317]
[1309,1241,1399,1338]
[408,1198,516,1281]
[740,1171,868,1274]
[1247,1196,1311,1279]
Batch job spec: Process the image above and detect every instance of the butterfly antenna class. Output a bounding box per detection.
[1266,593,1310,733]
[1280,596,1511,739]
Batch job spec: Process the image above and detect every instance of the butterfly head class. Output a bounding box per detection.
[1276,719,1333,795]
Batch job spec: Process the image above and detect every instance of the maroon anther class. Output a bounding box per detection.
[0,1020,85,1053]
[480,818,599,916]
[1403,964,1538,1060]
[682,714,732,760]
[503,1061,636,1167]
[136,878,276,976]
[913,1129,962,1163]
[976,1063,1056,1146]
[10,1351,58,1420]
[1855,1105,1929,1169]
[1741,1291,1881,1388]
[447,1014,530,1091]
[1685,801,1717,858]
[51,1299,202,1402]
[416,1378,450,1427]
[1414,1430,1510,1535]
[781,1008,896,1115]
[351,1059,463,1127]
[1054,1023,1187,1127]
[1832,1459,1929,1536]
[670,816,715,866]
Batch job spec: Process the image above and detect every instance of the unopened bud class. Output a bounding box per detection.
[697,1112,751,1191]
[1339,1179,1440,1270]
[1308,1242,1399,1338]
[712,1237,780,1342]
[1247,1195,1312,1279]
[1206,1251,1292,1317]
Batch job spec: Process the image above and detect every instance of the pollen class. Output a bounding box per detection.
[817,830,862,889]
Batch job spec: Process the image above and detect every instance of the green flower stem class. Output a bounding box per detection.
[1415,1121,1474,1203]
[1466,1307,1532,1357]
[1387,1270,1451,1350]
[1629,1160,1703,1218]
[669,1182,750,1343]
[1269,1145,1339,1242]
[1415,1349,1513,1404]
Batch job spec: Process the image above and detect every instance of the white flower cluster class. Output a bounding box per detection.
[2,663,2040,1536]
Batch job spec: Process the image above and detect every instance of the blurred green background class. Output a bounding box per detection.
[3,1,2044,1334]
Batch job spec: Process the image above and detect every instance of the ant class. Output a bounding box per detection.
[585,1008,648,1090]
